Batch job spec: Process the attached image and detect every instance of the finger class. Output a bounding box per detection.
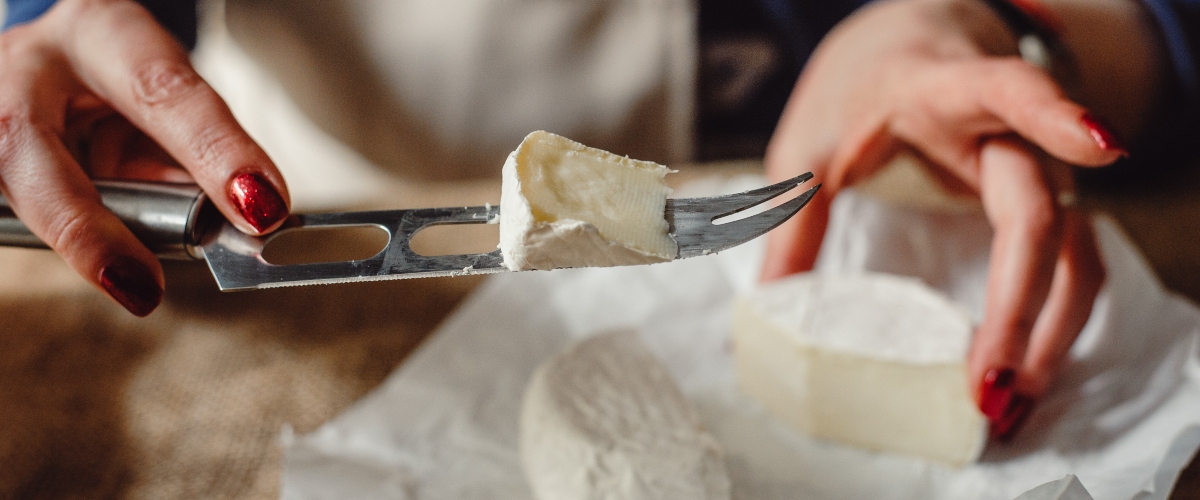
[88,114,192,182]
[50,0,289,235]
[761,85,902,281]
[1021,209,1105,396]
[760,186,833,281]
[0,95,163,317]
[760,124,898,282]
[968,60,1127,165]
[968,136,1061,427]
[760,88,836,282]
[901,59,1126,170]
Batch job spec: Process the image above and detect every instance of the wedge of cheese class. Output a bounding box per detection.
[520,331,731,500]
[499,131,677,271]
[732,273,987,466]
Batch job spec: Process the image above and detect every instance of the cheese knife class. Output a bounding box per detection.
[0,174,817,291]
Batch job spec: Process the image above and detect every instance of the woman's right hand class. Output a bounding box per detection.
[0,0,290,316]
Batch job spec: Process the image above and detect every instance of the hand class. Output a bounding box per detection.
[0,0,290,316]
[762,0,1157,437]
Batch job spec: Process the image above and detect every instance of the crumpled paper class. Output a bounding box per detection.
[279,177,1200,500]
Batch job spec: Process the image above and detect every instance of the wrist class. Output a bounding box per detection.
[977,0,1076,81]
[982,0,1163,141]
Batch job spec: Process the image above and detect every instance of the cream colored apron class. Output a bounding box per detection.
[200,0,696,197]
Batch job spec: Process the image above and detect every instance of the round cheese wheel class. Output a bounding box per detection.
[733,272,987,466]
[520,330,731,499]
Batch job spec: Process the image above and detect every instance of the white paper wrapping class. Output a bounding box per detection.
[1016,476,1095,500]
[279,177,1200,500]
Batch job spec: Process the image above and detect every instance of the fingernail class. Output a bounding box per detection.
[229,172,287,233]
[992,394,1036,441]
[98,256,163,317]
[979,368,1016,421]
[1080,112,1128,156]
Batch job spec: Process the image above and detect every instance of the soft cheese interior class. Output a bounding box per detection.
[520,331,731,500]
[499,131,677,271]
[732,273,987,467]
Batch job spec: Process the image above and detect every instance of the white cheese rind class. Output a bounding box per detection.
[499,131,677,271]
[520,331,731,500]
[732,273,987,467]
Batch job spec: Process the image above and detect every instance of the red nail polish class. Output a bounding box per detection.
[992,394,1035,441]
[229,172,288,233]
[979,368,1016,421]
[1081,112,1128,156]
[98,256,162,317]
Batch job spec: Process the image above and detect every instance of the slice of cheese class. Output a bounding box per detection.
[499,131,677,271]
[732,273,987,466]
[520,331,731,500]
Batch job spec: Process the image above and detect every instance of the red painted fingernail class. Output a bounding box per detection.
[979,368,1016,421]
[1081,112,1128,156]
[229,172,288,232]
[992,394,1035,441]
[98,256,163,317]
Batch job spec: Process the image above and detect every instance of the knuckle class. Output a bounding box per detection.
[130,58,203,108]
[0,108,31,167]
[44,208,96,253]
[0,26,50,70]
[0,26,31,57]
[1018,197,1060,239]
[190,127,248,168]
[0,113,18,156]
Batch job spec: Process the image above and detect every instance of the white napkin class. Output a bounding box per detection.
[1016,476,1094,500]
[280,178,1200,500]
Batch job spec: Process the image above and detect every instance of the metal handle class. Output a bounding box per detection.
[0,181,211,260]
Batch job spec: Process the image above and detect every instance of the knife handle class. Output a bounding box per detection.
[0,181,212,260]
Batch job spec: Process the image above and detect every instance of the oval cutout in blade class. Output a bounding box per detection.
[262,224,390,265]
